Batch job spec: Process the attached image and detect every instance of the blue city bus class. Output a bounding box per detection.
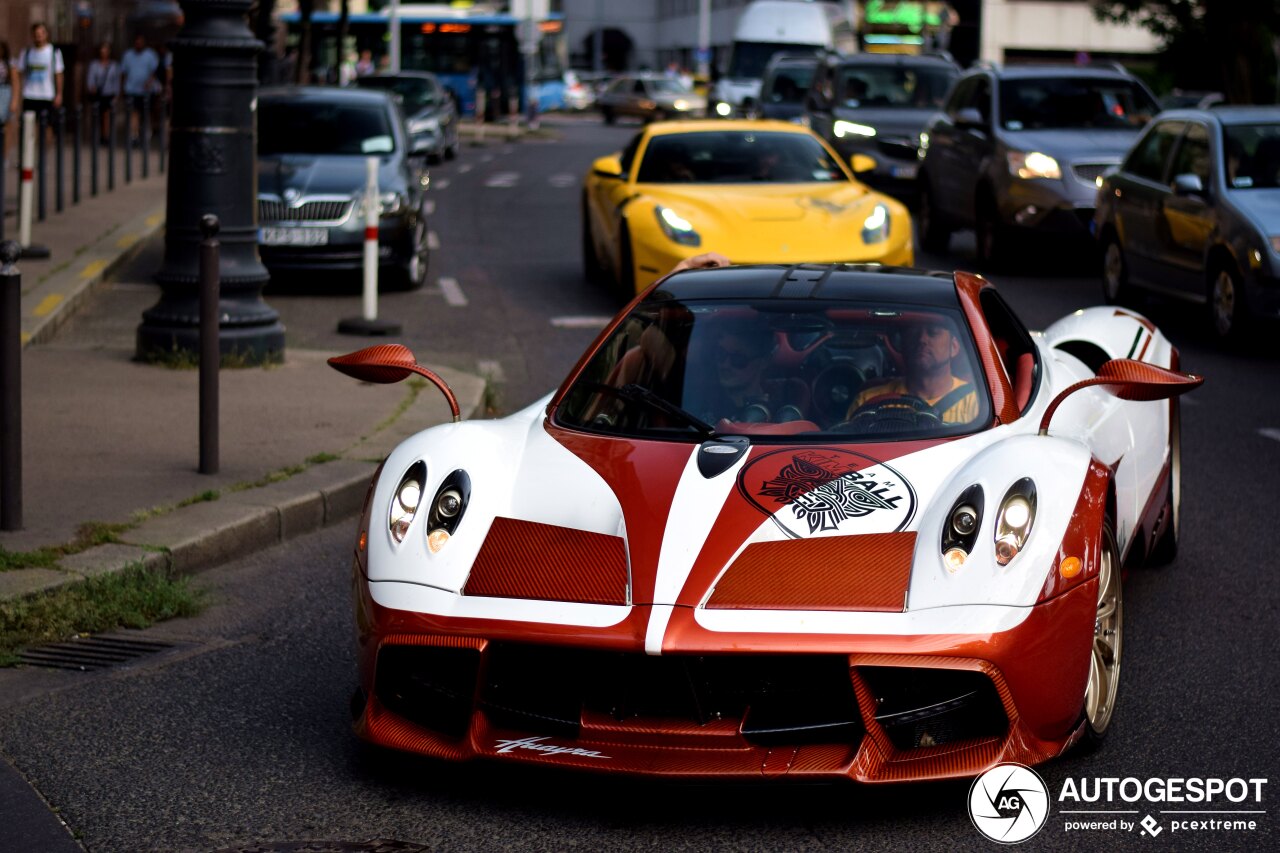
[280,6,567,116]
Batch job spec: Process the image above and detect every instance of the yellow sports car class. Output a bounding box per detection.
[582,120,914,296]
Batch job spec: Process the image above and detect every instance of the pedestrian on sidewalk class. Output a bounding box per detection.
[1,41,18,159]
[85,41,121,145]
[120,34,159,146]
[14,22,64,125]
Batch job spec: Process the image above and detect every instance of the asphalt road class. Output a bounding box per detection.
[0,114,1276,852]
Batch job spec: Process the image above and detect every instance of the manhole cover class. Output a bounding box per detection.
[17,634,175,671]
[211,842,429,853]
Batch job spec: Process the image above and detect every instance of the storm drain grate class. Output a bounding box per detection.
[211,842,430,853]
[17,634,176,671]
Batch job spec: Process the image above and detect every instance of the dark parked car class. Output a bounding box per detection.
[805,52,959,195]
[918,63,1159,265]
[757,53,821,122]
[1094,106,1280,341]
[257,87,430,289]
[352,71,459,162]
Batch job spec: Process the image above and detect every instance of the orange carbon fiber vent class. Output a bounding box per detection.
[463,517,628,605]
[706,532,917,612]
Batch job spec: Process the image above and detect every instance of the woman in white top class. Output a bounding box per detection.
[85,42,121,144]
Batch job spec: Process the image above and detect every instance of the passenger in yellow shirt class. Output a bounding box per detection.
[846,320,979,426]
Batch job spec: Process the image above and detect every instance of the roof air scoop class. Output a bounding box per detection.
[697,436,750,479]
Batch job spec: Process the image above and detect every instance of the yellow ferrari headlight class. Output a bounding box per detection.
[861,203,891,244]
[655,205,701,247]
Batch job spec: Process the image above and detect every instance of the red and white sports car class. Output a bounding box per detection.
[330,264,1201,783]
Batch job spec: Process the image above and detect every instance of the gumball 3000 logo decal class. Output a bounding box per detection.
[739,448,915,537]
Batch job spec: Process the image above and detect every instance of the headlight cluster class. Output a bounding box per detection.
[408,116,441,135]
[379,192,406,216]
[387,463,471,551]
[861,204,891,244]
[655,205,701,247]
[1007,150,1061,180]
[714,101,732,117]
[939,479,1038,570]
[834,120,876,139]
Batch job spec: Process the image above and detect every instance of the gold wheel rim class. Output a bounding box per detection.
[1085,530,1123,733]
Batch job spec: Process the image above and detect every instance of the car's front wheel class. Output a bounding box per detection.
[390,216,429,291]
[1076,519,1123,753]
[1147,401,1181,565]
[917,179,951,254]
[1101,236,1132,304]
[974,193,1009,269]
[602,106,615,125]
[616,222,637,301]
[582,194,606,286]
[1208,262,1248,343]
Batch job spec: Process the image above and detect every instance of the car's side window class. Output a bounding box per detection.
[634,79,647,96]
[1124,121,1183,183]
[969,77,992,124]
[618,133,643,174]
[945,77,975,117]
[978,289,1040,414]
[1170,123,1211,186]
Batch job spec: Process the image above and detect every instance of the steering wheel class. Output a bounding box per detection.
[833,394,942,435]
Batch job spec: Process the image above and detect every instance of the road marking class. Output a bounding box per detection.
[427,230,439,250]
[477,359,505,383]
[144,213,163,227]
[480,154,494,163]
[548,173,576,188]
[423,199,436,216]
[33,294,63,316]
[438,276,468,307]
[1260,428,1280,443]
[485,171,520,188]
[79,260,108,280]
[20,332,30,344]
[434,178,451,190]
[115,233,139,249]
[458,163,473,173]
[551,315,612,329]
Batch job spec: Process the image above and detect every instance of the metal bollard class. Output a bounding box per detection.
[1,241,23,530]
[158,99,166,174]
[107,104,116,191]
[90,102,99,197]
[72,104,81,205]
[55,108,65,213]
[37,110,47,221]
[199,215,220,475]
[16,113,50,259]
[142,95,151,179]
[124,101,132,185]
[0,118,6,242]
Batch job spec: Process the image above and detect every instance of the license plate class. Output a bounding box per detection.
[890,164,918,179]
[259,227,329,247]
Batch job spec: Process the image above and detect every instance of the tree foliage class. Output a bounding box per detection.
[1093,1,1279,103]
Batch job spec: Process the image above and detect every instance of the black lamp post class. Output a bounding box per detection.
[138,0,285,364]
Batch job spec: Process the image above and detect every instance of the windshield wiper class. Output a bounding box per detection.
[583,382,717,439]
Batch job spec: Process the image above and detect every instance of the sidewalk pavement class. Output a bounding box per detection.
[0,164,485,604]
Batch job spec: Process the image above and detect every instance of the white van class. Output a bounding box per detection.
[711,0,856,118]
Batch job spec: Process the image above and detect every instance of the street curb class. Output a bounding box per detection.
[20,203,166,348]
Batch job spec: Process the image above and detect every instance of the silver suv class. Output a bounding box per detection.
[917,64,1159,266]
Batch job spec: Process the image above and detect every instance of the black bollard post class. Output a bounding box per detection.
[37,110,47,221]
[0,119,6,242]
[55,108,65,213]
[158,99,167,174]
[124,102,132,184]
[107,104,116,191]
[199,215,220,474]
[90,103,99,197]
[72,105,81,205]
[142,95,151,179]
[0,241,22,530]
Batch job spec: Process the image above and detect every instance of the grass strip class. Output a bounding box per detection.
[0,521,135,572]
[0,564,206,666]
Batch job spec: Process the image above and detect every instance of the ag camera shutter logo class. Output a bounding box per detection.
[969,763,1050,844]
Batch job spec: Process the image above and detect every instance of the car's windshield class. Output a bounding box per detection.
[636,131,846,183]
[999,77,1157,130]
[729,42,819,80]
[766,66,815,104]
[648,78,690,95]
[354,76,439,110]
[260,100,395,155]
[556,296,991,442]
[836,65,956,110]
[1224,123,1280,190]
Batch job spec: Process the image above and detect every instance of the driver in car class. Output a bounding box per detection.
[846,320,978,425]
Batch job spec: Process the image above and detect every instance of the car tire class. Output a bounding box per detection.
[1100,236,1132,305]
[582,194,606,286]
[602,107,615,125]
[1074,517,1123,754]
[1147,401,1181,566]
[974,193,1008,270]
[389,216,429,291]
[616,222,637,302]
[1207,262,1248,343]
[917,179,951,254]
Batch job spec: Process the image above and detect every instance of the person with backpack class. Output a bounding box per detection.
[119,34,158,145]
[85,41,121,144]
[14,22,64,122]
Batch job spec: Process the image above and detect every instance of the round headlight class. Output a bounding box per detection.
[398,481,421,512]
[951,505,978,536]
[437,489,462,518]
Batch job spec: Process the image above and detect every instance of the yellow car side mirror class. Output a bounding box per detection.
[850,154,878,174]
[592,155,625,179]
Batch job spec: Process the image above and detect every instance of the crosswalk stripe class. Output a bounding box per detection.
[438,276,468,307]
